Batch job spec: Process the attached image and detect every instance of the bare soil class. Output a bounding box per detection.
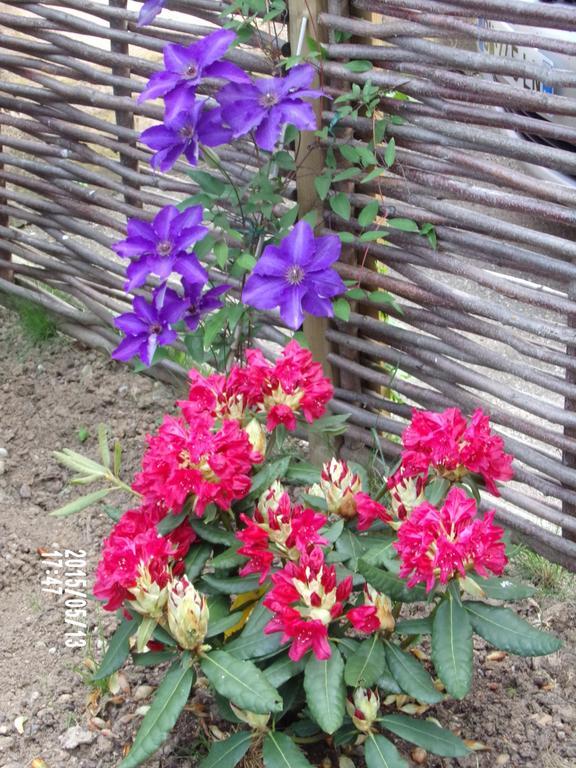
[0,308,574,768]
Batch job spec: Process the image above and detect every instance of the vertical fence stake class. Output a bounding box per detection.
[563,291,576,543]
[109,0,141,208]
[0,120,12,282]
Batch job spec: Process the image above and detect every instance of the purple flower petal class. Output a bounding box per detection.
[310,233,341,268]
[133,295,158,324]
[112,236,155,259]
[205,60,250,84]
[173,253,209,284]
[254,109,285,152]
[114,312,148,335]
[197,107,234,147]
[164,43,199,73]
[301,292,335,317]
[307,268,347,297]
[112,334,147,362]
[154,205,180,240]
[164,84,197,123]
[283,220,315,266]
[192,28,237,68]
[140,124,177,151]
[279,285,306,329]
[242,274,287,309]
[151,144,184,172]
[137,0,165,27]
[172,225,208,252]
[173,205,203,231]
[277,100,317,132]
[278,63,316,95]
[124,258,156,291]
[138,71,180,103]
[143,333,158,367]
[126,218,155,240]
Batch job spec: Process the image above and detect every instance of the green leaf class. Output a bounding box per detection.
[157,511,188,536]
[365,733,408,768]
[314,174,332,200]
[206,611,245,639]
[119,657,195,768]
[236,252,257,271]
[203,308,229,349]
[344,634,385,687]
[388,217,420,233]
[424,477,450,506]
[226,600,282,659]
[369,291,397,308]
[200,731,252,768]
[185,543,212,581]
[132,650,176,667]
[385,643,443,704]
[249,456,291,498]
[432,594,473,699]
[362,167,386,184]
[333,297,351,322]
[361,535,397,569]
[465,602,562,656]
[476,576,535,601]
[50,488,112,518]
[92,616,139,681]
[346,287,368,300]
[358,560,427,603]
[339,144,361,163]
[344,60,373,73]
[202,573,262,595]
[190,521,236,547]
[201,650,282,714]
[395,618,433,636]
[358,200,380,227]
[189,170,226,196]
[334,167,362,182]
[380,714,470,758]
[263,731,314,768]
[384,137,396,167]
[336,529,367,568]
[97,423,110,468]
[330,192,351,221]
[211,545,247,571]
[113,440,122,477]
[263,654,307,689]
[338,231,356,243]
[360,230,389,242]
[377,658,403,694]
[285,461,320,485]
[214,241,229,269]
[304,645,345,734]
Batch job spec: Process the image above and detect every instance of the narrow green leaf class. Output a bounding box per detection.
[203,308,229,348]
[190,521,236,547]
[380,714,470,757]
[97,424,110,468]
[377,657,402,694]
[476,576,535,601]
[432,595,473,699]
[201,650,282,714]
[388,217,420,233]
[384,137,396,167]
[344,60,373,73]
[395,618,433,636]
[465,602,562,656]
[200,731,252,768]
[185,543,212,581]
[119,658,195,768]
[304,645,345,734]
[330,192,351,221]
[339,144,361,163]
[92,616,139,681]
[249,456,291,498]
[206,611,245,639]
[113,440,122,477]
[344,634,385,687]
[358,560,426,603]
[211,545,247,571]
[132,650,176,667]
[225,600,282,659]
[263,731,314,768]
[202,573,262,595]
[358,200,380,228]
[360,230,389,242]
[333,167,362,182]
[365,733,408,768]
[385,643,443,704]
[50,488,112,518]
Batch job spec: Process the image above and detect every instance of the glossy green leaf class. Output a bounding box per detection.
[476,576,535,601]
[380,714,470,757]
[199,731,252,768]
[201,650,282,714]
[365,733,408,768]
[263,654,306,688]
[185,543,212,581]
[344,634,385,687]
[395,618,433,636]
[333,297,351,322]
[330,192,351,221]
[465,602,562,657]
[315,174,332,200]
[385,643,443,704]
[358,200,380,227]
[132,650,176,667]
[92,615,139,681]
[249,456,291,498]
[157,510,188,536]
[304,645,345,734]
[387,217,420,233]
[190,521,236,547]
[359,560,427,603]
[119,658,195,768]
[263,731,314,768]
[202,573,262,595]
[432,595,473,699]
[226,600,282,659]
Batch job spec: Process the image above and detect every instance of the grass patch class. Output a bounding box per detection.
[511,545,576,599]
[12,298,58,345]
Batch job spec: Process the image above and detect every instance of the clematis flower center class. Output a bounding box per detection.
[260,91,279,108]
[149,323,163,334]
[157,240,172,256]
[184,63,199,79]
[179,124,195,139]
[285,265,305,286]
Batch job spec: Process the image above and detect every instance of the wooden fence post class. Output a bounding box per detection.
[287,0,333,382]
[0,120,12,281]
[109,0,141,208]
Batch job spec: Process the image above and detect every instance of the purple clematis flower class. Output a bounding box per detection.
[182,280,229,331]
[242,220,345,329]
[112,285,188,366]
[139,29,249,120]
[140,103,232,171]
[216,64,322,151]
[137,0,164,27]
[112,205,208,290]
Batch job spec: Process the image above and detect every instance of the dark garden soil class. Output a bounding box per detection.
[0,307,575,768]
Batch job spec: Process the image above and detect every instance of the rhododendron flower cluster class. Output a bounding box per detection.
[394,486,507,592]
[347,584,395,634]
[236,491,328,582]
[263,546,353,661]
[401,407,513,495]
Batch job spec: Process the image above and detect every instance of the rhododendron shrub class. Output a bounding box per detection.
[58,366,562,767]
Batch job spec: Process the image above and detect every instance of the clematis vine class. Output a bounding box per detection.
[242,220,346,329]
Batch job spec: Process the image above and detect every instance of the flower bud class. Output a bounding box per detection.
[257,479,285,514]
[308,458,362,518]
[368,585,395,633]
[230,702,270,730]
[244,418,267,456]
[346,688,380,733]
[167,577,209,652]
[388,472,425,522]
[128,564,169,619]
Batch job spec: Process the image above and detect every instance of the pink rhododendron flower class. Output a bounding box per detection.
[263,546,353,661]
[347,584,395,634]
[394,487,507,592]
[133,413,262,516]
[236,492,328,582]
[356,492,391,531]
[178,365,257,425]
[93,503,194,611]
[401,407,513,495]
[243,341,333,431]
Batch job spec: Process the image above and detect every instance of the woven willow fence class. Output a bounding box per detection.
[1,0,576,569]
